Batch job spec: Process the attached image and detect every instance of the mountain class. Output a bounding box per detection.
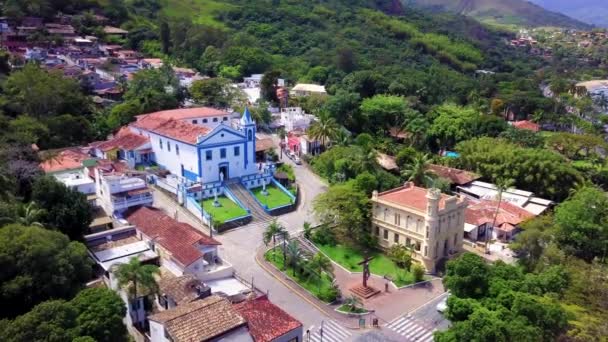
[528,0,608,28]
[406,0,592,29]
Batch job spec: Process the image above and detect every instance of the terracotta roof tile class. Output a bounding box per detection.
[158,274,205,305]
[131,110,216,144]
[40,149,89,173]
[235,296,302,342]
[465,199,534,228]
[151,119,210,144]
[428,164,480,185]
[138,107,230,120]
[377,183,452,212]
[255,138,275,152]
[512,120,540,132]
[124,206,220,267]
[149,295,246,341]
[96,129,149,151]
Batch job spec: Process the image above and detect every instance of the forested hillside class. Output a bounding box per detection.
[407,0,591,29]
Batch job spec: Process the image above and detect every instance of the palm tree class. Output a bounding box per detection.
[285,240,303,276]
[332,128,351,147]
[0,202,45,227]
[263,219,289,263]
[486,178,515,253]
[114,257,160,301]
[401,154,434,187]
[343,295,363,312]
[308,111,338,152]
[308,252,334,278]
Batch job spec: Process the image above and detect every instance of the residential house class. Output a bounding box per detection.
[103,26,129,38]
[94,167,153,216]
[40,149,97,195]
[511,120,540,132]
[464,199,534,243]
[290,83,326,97]
[376,153,398,173]
[371,182,468,272]
[124,206,232,281]
[243,74,285,88]
[286,131,323,156]
[276,107,314,132]
[91,127,152,168]
[148,295,250,342]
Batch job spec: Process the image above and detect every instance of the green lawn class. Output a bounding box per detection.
[252,185,294,209]
[200,196,248,223]
[264,248,338,303]
[315,243,422,287]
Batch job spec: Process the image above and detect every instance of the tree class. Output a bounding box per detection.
[401,154,435,187]
[32,176,92,240]
[511,216,554,271]
[313,184,371,247]
[428,103,480,149]
[0,202,45,227]
[124,65,182,114]
[387,244,412,271]
[114,258,160,300]
[263,219,288,247]
[190,78,246,108]
[0,300,79,342]
[486,178,515,253]
[307,252,334,279]
[443,253,490,299]
[260,70,281,104]
[2,64,89,117]
[553,186,608,262]
[359,95,408,134]
[308,112,339,152]
[70,288,128,342]
[343,295,363,312]
[0,224,91,318]
[285,240,303,276]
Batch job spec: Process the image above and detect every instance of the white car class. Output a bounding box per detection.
[436,296,449,313]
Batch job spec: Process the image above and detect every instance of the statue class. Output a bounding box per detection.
[213,188,220,207]
[358,254,374,288]
[261,178,269,196]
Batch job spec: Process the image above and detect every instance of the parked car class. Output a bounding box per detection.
[293,156,302,165]
[436,294,449,313]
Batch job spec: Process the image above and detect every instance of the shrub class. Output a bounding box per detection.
[318,284,341,303]
[413,264,426,282]
[311,224,337,245]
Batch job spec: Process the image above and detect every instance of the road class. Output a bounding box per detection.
[153,147,330,330]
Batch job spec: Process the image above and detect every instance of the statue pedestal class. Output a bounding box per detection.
[213,200,221,207]
[261,189,269,196]
[350,285,380,299]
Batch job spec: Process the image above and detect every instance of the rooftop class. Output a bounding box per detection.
[132,109,225,144]
[511,120,540,132]
[457,181,553,215]
[95,129,149,152]
[376,153,398,171]
[234,296,302,342]
[39,148,90,173]
[375,182,457,212]
[149,295,246,342]
[465,199,535,228]
[103,26,128,34]
[124,206,221,267]
[159,274,207,305]
[292,83,326,93]
[428,164,480,186]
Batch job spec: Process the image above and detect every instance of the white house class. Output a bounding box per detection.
[94,166,153,216]
[243,74,285,88]
[291,83,326,97]
[277,107,315,132]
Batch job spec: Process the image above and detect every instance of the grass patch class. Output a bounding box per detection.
[252,185,294,209]
[337,304,368,314]
[200,196,248,223]
[161,0,236,28]
[315,243,423,287]
[264,248,337,303]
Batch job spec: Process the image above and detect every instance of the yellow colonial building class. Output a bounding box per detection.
[371,182,468,272]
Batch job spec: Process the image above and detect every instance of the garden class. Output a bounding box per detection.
[306,225,426,287]
[200,195,248,223]
[264,246,340,303]
[252,184,294,209]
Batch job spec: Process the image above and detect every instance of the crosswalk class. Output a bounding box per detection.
[385,315,436,342]
[309,320,352,342]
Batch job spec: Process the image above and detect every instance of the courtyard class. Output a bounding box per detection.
[200,196,248,223]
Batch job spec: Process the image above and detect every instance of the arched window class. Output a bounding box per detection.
[248,130,253,141]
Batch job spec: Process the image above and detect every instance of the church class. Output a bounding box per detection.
[92,107,261,186]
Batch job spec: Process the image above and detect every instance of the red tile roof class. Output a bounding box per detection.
[95,128,149,151]
[428,164,480,186]
[40,149,89,173]
[512,120,540,132]
[124,206,221,267]
[234,296,302,342]
[139,107,230,120]
[151,119,210,144]
[132,110,216,144]
[376,183,451,212]
[465,199,534,228]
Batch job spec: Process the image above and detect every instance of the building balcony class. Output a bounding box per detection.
[111,194,153,211]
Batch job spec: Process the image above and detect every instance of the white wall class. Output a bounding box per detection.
[149,320,170,342]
